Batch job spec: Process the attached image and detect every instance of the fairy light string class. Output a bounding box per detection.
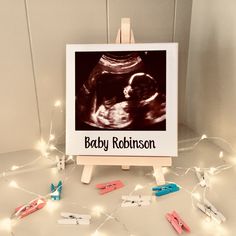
[0,101,236,235]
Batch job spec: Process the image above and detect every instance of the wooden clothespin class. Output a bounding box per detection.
[197,199,226,224]
[152,183,180,197]
[166,211,191,234]
[58,212,91,225]
[14,198,47,218]
[96,180,124,194]
[121,195,152,207]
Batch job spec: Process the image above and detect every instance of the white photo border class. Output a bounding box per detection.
[66,43,178,157]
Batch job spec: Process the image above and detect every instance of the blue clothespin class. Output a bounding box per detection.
[152,183,179,197]
[50,180,62,200]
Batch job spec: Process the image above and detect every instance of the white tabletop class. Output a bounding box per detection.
[0,125,234,236]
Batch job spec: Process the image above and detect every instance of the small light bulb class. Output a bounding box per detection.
[201,134,207,140]
[91,231,99,236]
[195,167,201,172]
[36,139,48,156]
[9,180,18,188]
[44,152,49,158]
[0,218,12,232]
[54,100,61,107]
[49,134,55,141]
[219,151,224,159]
[45,200,59,213]
[192,192,201,201]
[209,167,216,175]
[91,230,106,236]
[162,167,169,174]
[11,165,19,171]
[49,145,56,150]
[200,180,206,186]
[68,155,74,161]
[91,206,104,217]
[134,184,144,191]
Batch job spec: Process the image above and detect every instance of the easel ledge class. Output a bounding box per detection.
[77,156,172,185]
[77,156,172,166]
[77,18,172,185]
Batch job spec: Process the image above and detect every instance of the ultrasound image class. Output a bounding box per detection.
[75,51,166,130]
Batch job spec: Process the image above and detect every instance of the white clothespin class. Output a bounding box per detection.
[121,195,152,207]
[195,168,209,187]
[57,212,91,225]
[57,155,65,170]
[197,199,226,224]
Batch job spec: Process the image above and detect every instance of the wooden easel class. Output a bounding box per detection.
[77,18,172,185]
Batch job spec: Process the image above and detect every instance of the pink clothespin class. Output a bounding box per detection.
[96,180,124,194]
[14,198,47,218]
[166,211,190,234]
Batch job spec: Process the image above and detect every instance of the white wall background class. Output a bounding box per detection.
[186,0,236,148]
[0,0,192,153]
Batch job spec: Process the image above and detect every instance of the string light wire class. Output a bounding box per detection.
[1,101,236,235]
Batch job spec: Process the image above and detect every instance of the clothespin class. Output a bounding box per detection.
[197,199,226,224]
[96,180,124,194]
[195,168,209,187]
[14,198,47,218]
[152,183,180,197]
[57,212,91,225]
[166,211,190,234]
[121,195,152,207]
[50,180,62,200]
[57,155,65,170]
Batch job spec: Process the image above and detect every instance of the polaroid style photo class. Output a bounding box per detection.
[66,43,178,156]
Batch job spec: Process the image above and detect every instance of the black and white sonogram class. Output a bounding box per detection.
[75,51,166,130]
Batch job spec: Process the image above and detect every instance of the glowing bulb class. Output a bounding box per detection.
[91,206,104,217]
[200,180,206,186]
[162,167,169,174]
[68,155,74,161]
[54,100,61,107]
[49,144,56,150]
[11,165,19,171]
[219,151,224,159]
[192,192,201,201]
[201,134,207,140]
[44,152,49,158]
[36,139,48,156]
[49,134,55,141]
[51,168,58,175]
[134,184,144,191]
[195,167,201,172]
[9,180,18,188]
[91,230,106,236]
[45,200,59,213]
[0,218,12,232]
[209,167,217,175]
[91,231,100,236]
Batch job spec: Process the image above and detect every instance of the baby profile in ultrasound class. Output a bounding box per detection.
[75,51,166,130]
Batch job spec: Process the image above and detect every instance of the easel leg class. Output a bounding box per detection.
[81,165,94,184]
[153,166,165,185]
